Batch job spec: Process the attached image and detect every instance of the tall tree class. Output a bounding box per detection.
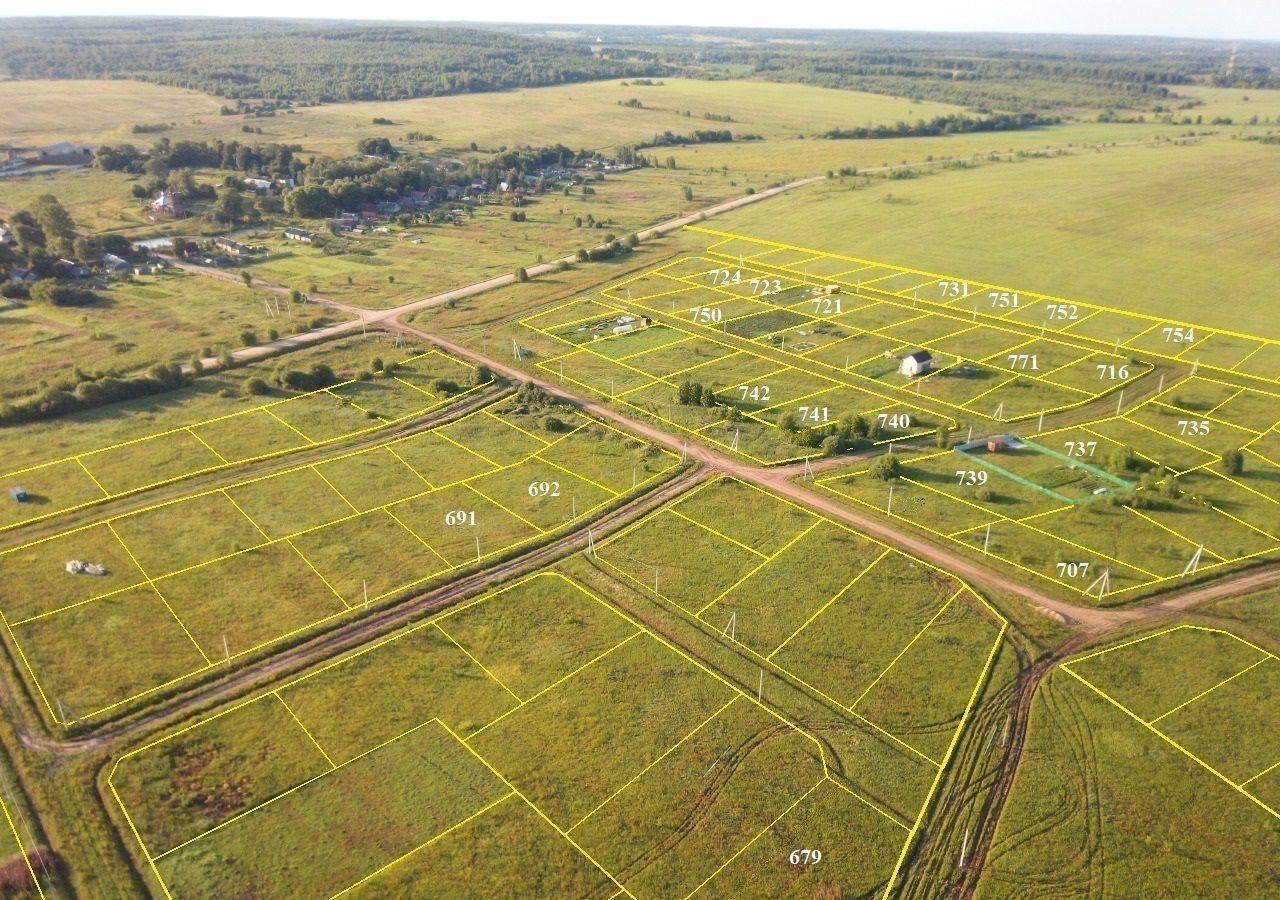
[31,195,76,259]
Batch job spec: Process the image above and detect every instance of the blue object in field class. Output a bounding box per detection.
[9,487,28,503]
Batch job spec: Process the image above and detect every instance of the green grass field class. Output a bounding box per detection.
[0,268,319,399]
[707,139,1280,338]
[102,478,1009,899]
[980,626,1280,898]
[0,394,677,725]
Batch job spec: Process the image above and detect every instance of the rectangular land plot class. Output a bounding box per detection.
[314,447,433,511]
[1157,658,1280,785]
[585,324,691,361]
[694,779,906,900]
[111,492,267,577]
[153,720,510,900]
[436,573,638,700]
[1066,626,1269,723]
[571,698,826,898]
[706,520,886,656]
[597,510,766,615]
[13,584,209,720]
[621,335,738,379]
[538,348,657,398]
[0,523,145,622]
[385,429,495,487]
[279,624,519,762]
[0,458,105,530]
[329,377,433,422]
[818,466,1003,538]
[1087,416,1218,473]
[522,298,623,332]
[341,795,613,899]
[388,482,541,566]
[158,541,348,660]
[289,510,446,605]
[261,390,374,443]
[80,430,225,495]
[468,633,735,828]
[672,478,818,556]
[533,423,678,494]
[772,553,964,707]
[189,409,312,463]
[225,467,357,539]
[853,593,1004,761]
[436,412,549,467]
[110,695,333,856]
[465,458,615,532]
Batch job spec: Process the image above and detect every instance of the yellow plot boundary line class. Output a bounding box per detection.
[852,589,963,709]
[626,252,1151,415]
[107,573,603,889]
[0,350,480,534]
[595,474,1010,771]
[0,788,45,899]
[328,792,516,899]
[1061,624,1280,820]
[811,406,1280,599]
[687,226,1280,386]
[525,289,952,463]
[9,411,678,725]
[108,564,840,899]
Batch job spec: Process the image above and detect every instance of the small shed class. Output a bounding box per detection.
[9,486,28,503]
[900,350,934,378]
[987,437,1007,453]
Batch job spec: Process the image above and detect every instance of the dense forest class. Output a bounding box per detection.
[0,18,668,103]
[1,18,1277,111]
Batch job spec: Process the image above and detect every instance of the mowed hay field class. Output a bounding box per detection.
[0,79,223,148]
[163,77,969,158]
[0,77,966,160]
[709,138,1280,337]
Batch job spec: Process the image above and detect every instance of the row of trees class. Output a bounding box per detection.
[0,364,189,427]
[825,112,1059,140]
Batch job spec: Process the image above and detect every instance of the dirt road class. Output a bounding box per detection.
[173,176,824,373]
[397,317,1271,636]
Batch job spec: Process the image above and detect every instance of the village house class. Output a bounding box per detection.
[329,213,360,232]
[0,149,25,173]
[900,350,934,378]
[54,259,90,279]
[242,177,273,193]
[214,237,251,256]
[99,253,131,274]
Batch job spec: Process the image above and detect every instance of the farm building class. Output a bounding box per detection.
[36,142,93,165]
[611,315,653,335]
[900,350,934,377]
[283,227,315,244]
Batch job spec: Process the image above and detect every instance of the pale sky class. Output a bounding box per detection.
[3,0,1280,42]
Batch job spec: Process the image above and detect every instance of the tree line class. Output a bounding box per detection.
[824,112,1059,140]
[0,18,669,103]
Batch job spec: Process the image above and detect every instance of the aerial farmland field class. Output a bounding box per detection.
[1,12,1279,900]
